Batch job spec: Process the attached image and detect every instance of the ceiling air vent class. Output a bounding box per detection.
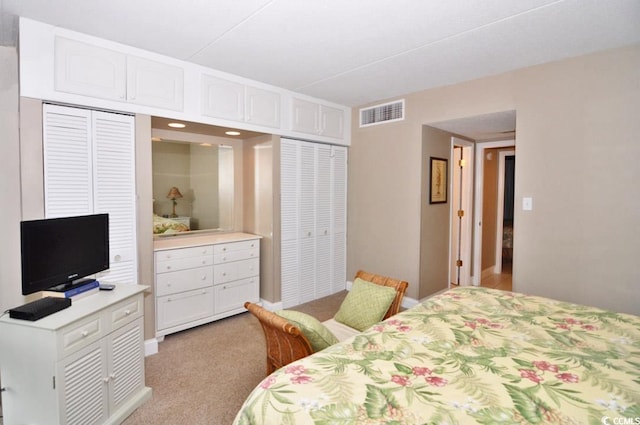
[359,99,405,128]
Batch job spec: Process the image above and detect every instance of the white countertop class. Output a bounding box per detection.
[153,231,261,251]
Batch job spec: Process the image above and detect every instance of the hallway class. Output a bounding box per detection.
[480,260,512,291]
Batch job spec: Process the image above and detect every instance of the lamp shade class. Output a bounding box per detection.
[166,187,183,199]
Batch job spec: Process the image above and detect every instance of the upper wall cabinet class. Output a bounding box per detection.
[54,37,127,101]
[54,37,184,111]
[291,98,345,139]
[201,74,281,128]
[20,17,350,145]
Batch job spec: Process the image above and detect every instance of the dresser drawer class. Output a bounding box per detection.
[156,255,213,274]
[156,266,214,296]
[155,245,213,262]
[213,239,259,255]
[214,258,259,284]
[107,293,143,332]
[214,246,259,264]
[214,276,259,315]
[156,287,214,331]
[60,314,104,358]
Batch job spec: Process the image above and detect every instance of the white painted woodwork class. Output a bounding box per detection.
[43,104,138,285]
[154,235,260,337]
[20,18,351,145]
[0,285,151,425]
[280,139,347,307]
[291,97,345,139]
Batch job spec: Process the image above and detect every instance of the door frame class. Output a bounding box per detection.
[448,137,474,287]
[472,139,515,286]
[494,149,515,274]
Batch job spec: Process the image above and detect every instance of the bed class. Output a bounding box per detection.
[153,214,189,235]
[233,287,640,425]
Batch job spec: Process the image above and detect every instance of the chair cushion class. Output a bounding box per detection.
[333,277,396,332]
[276,310,339,352]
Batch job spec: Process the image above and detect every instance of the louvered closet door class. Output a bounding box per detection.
[280,139,348,307]
[315,144,332,299]
[92,111,137,284]
[298,142,316,303]
[331,146,348,293]
[43,104,137,285]
[43,105,93,217]
[280,140,300,308]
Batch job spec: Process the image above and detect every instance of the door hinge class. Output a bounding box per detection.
[457,210,464,218]
[53,376,56,389]
[456,260,463,267]
[459,159,466,167]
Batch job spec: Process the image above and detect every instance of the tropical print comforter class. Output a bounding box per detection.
[233,287,640,425]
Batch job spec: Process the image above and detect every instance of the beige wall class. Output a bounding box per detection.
[0,47,21,312]
[350,44,640,315]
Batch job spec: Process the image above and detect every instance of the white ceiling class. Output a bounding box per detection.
[1,1,639,138]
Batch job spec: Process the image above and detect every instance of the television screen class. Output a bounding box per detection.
[20,214,110,295]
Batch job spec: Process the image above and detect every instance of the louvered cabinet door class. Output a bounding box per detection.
[107,318,145,414]
[43,104,94,218]
[92,111,137,285]
[58,340,109,425]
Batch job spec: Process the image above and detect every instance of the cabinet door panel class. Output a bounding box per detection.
[107,318,145,413]
[321,105,345,139]
[201,74,244,121]
[291,98,319,134]
[280,140,299,242]
[127,55,184,111]
[58,340,108,425]
[54,36,126,101]
[245,86,280,128]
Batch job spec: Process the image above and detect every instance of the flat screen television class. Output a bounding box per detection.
[20,213,110,295]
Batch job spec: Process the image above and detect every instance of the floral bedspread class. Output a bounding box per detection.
[233,287,640,425]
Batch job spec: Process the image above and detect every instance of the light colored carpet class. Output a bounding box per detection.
[123,291,347,425]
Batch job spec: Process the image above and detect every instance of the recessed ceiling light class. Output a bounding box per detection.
[200,143,212,147]
[151,137,162,142]
[168,122,186,128]
[225,131,241,136]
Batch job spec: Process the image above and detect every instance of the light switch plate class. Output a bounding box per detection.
[523,197,533,211]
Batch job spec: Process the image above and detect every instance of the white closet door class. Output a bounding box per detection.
[315,144,332,298]
[280,140,300,308]
[331,146,348,292]
[43,105,137,285]
[43,104,93,218]
[92,111,136,285]
[298,143,316,303]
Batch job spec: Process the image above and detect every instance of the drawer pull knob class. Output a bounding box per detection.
[223,272,227,276]
[222,247,227,251]
[110,373,116,380]
[82,330,89,337]
[202,260,206,264]
[201,275,206,280]
[166,266,172,270]
[125,310,131,316]
[223,257,227,261]
[103,377,110,383]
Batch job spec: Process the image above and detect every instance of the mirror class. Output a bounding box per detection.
[152,139,234,236]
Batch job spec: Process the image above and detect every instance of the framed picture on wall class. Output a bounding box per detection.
[429,157,448,204]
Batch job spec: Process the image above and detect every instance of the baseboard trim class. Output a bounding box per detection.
[144,338,158,357]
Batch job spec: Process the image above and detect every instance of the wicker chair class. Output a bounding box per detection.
[244,301,313,375]
[354,269,409,320]
[246,270,409,374]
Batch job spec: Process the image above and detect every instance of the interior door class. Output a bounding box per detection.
[449,138,473,286]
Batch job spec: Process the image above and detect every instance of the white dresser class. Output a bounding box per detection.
[154,232,260,338]
[0,284,151,425]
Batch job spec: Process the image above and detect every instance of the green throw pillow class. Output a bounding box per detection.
[334,278,396,332]
[276,310,339,352]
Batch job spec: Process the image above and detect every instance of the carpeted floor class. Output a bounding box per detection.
[123,291,348,425]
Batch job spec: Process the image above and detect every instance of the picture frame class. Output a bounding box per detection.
[429,157,448,204]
